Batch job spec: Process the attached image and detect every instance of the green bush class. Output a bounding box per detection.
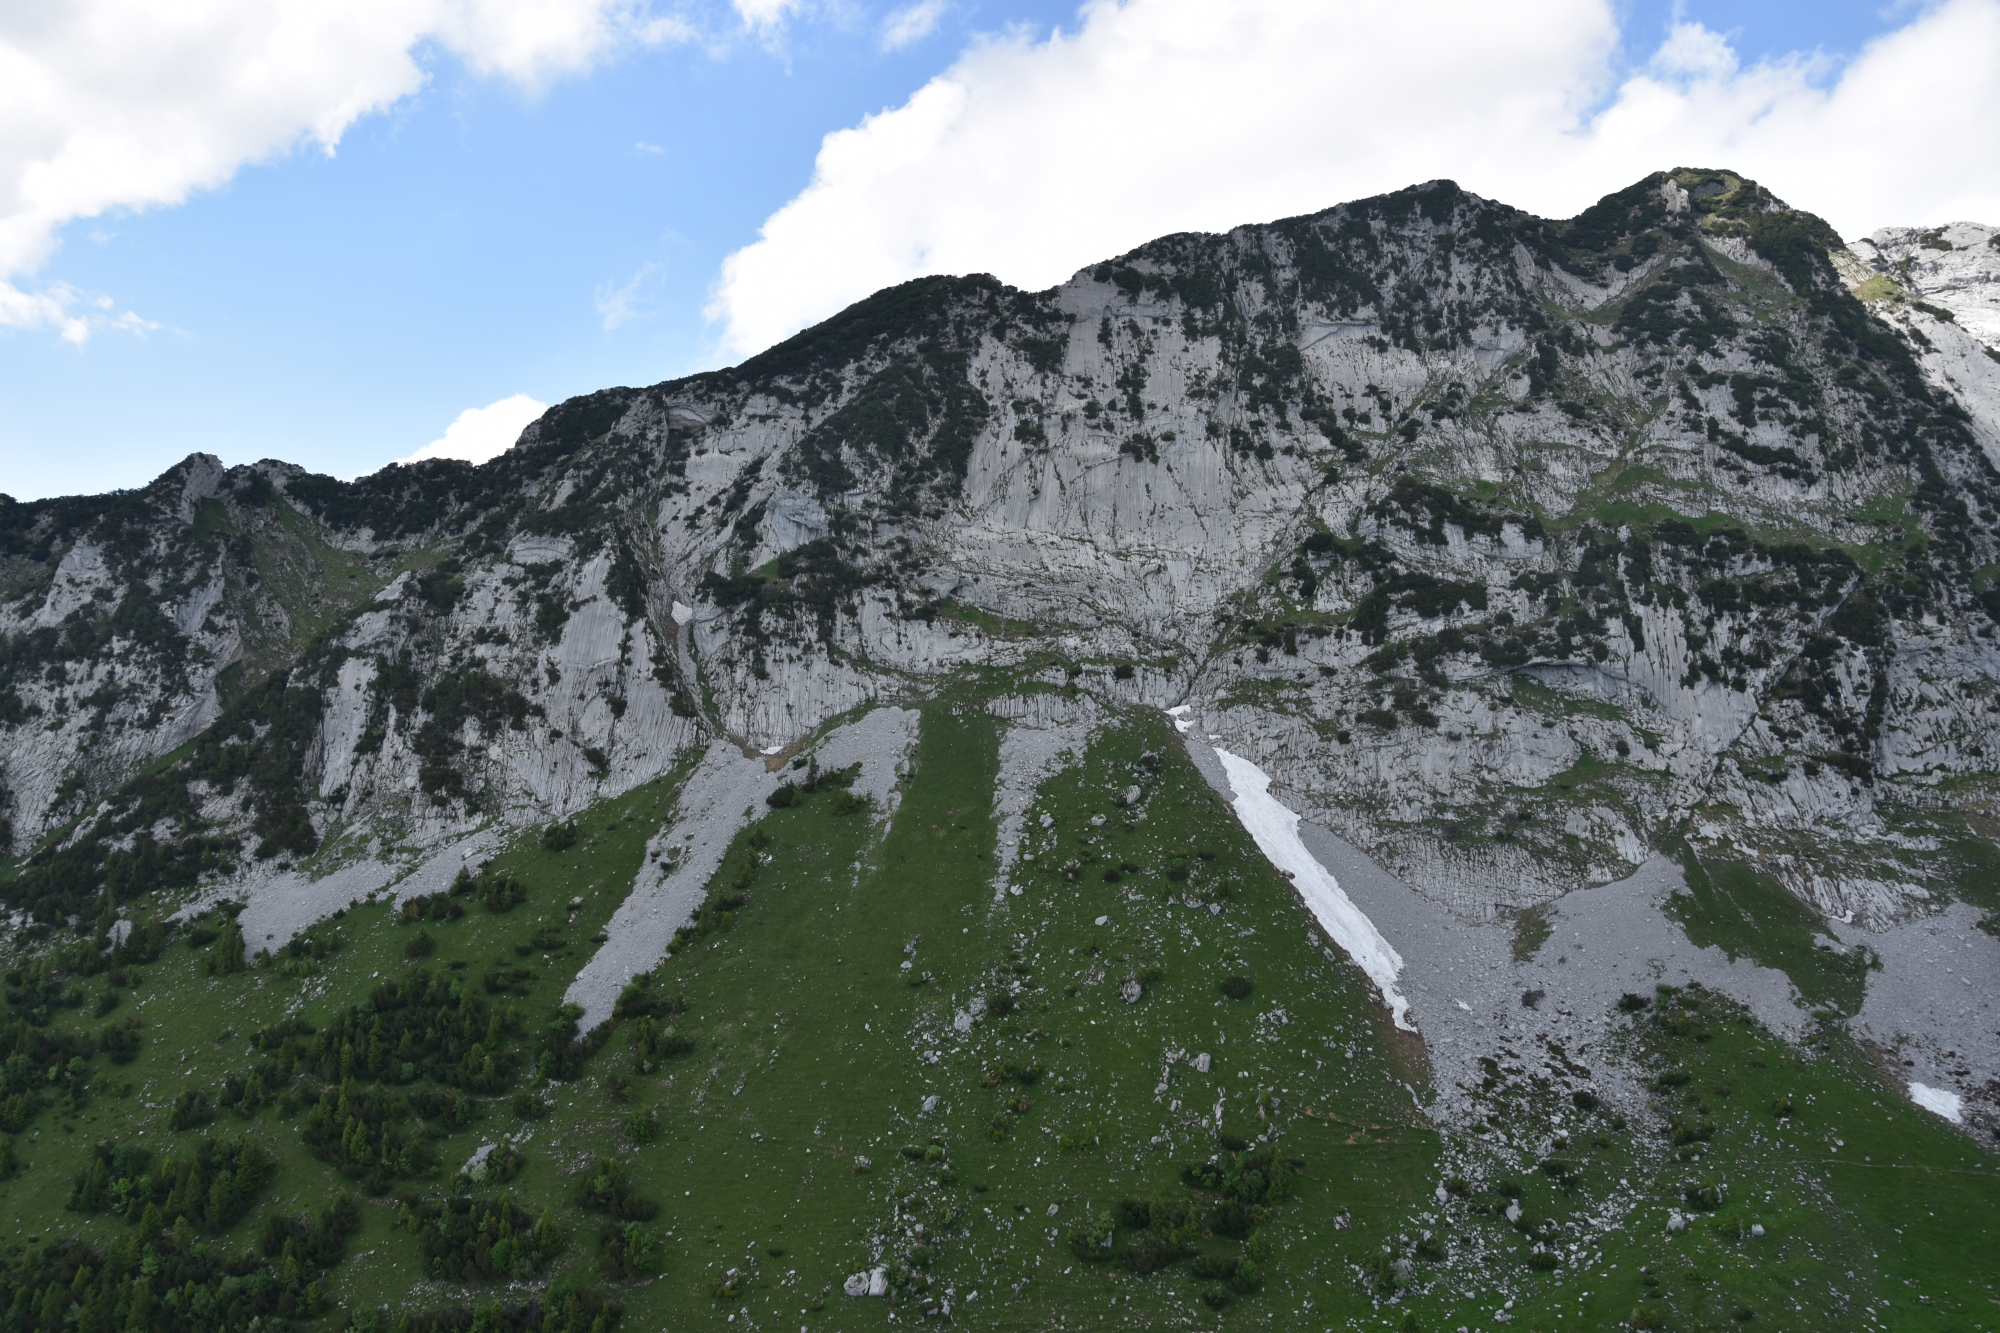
[577,1156,659,1221]
[166,1088,215,1131]
[401,1195,562,1282]
[402,892,466,925]
[482,872,529,913]
[599,1220,659,1279]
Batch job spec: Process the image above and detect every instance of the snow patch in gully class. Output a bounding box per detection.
[1204,736,1413,1032]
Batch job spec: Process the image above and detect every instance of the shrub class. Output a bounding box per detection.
[577,1156,659,1220]
[303,1081,441,1187]
[69,1134,276,1232]
[481,872,528,913]
[167,1088,216,1131]
[1210,1198,1265,1237]
[600,1220,659,1279]
[1118,1230,1179,1274]
[1190,1253,1238,1281]
[1617,992,1650,1012]
[402,892,466,925]
[1220,975,1253,1000]
[403,1195,562,1282]
[1066,1209,1115,1259]
[625,1109,660,1145]
[99,1018,143,1064]
[404,929,436,959]
[541,822,578,853]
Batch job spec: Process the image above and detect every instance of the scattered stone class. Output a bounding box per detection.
[1192,1053,1212,1074]
[1120,977,1143,1004]
[1750,1223,1766,1237]
[1667,1211,1687,1232]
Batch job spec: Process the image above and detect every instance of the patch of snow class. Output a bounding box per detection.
[1213,748,1413,1031]
[1909,1081,1963,1123]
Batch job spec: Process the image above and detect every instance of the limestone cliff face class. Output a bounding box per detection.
[4,168,1998,929]
[1839,222,2000,467]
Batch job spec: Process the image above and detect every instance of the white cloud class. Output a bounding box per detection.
[0,276,156,343]
[733,0,805,29]
[397,393,548,467]
[0,0,688,340]
[596,259,669,329]
[881,0,946,51]
[708,0,2000,359]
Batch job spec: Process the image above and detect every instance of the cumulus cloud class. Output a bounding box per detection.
[708,0,2000,359]
[881,0,946,51]
[396,393,548,467]
[0,0,687,339]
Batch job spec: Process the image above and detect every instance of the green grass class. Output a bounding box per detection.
[537,703,1437,1328]
[1403,984,2000,1332]
[1510,906,1553,963]
[1667,846,1871,1013]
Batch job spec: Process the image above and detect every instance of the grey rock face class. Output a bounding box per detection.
[3,168,1997,958]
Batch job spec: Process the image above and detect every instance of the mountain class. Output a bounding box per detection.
[0,169,1996,1332]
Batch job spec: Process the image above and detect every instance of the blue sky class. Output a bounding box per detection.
[1,0,1992,501]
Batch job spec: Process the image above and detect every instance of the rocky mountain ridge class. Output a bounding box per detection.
[3,167,1998,938]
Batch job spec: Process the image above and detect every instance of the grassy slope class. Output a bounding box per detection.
[1409,983,2000,1332]
[1,693,1996,1332]
[568,699,1433,1329]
